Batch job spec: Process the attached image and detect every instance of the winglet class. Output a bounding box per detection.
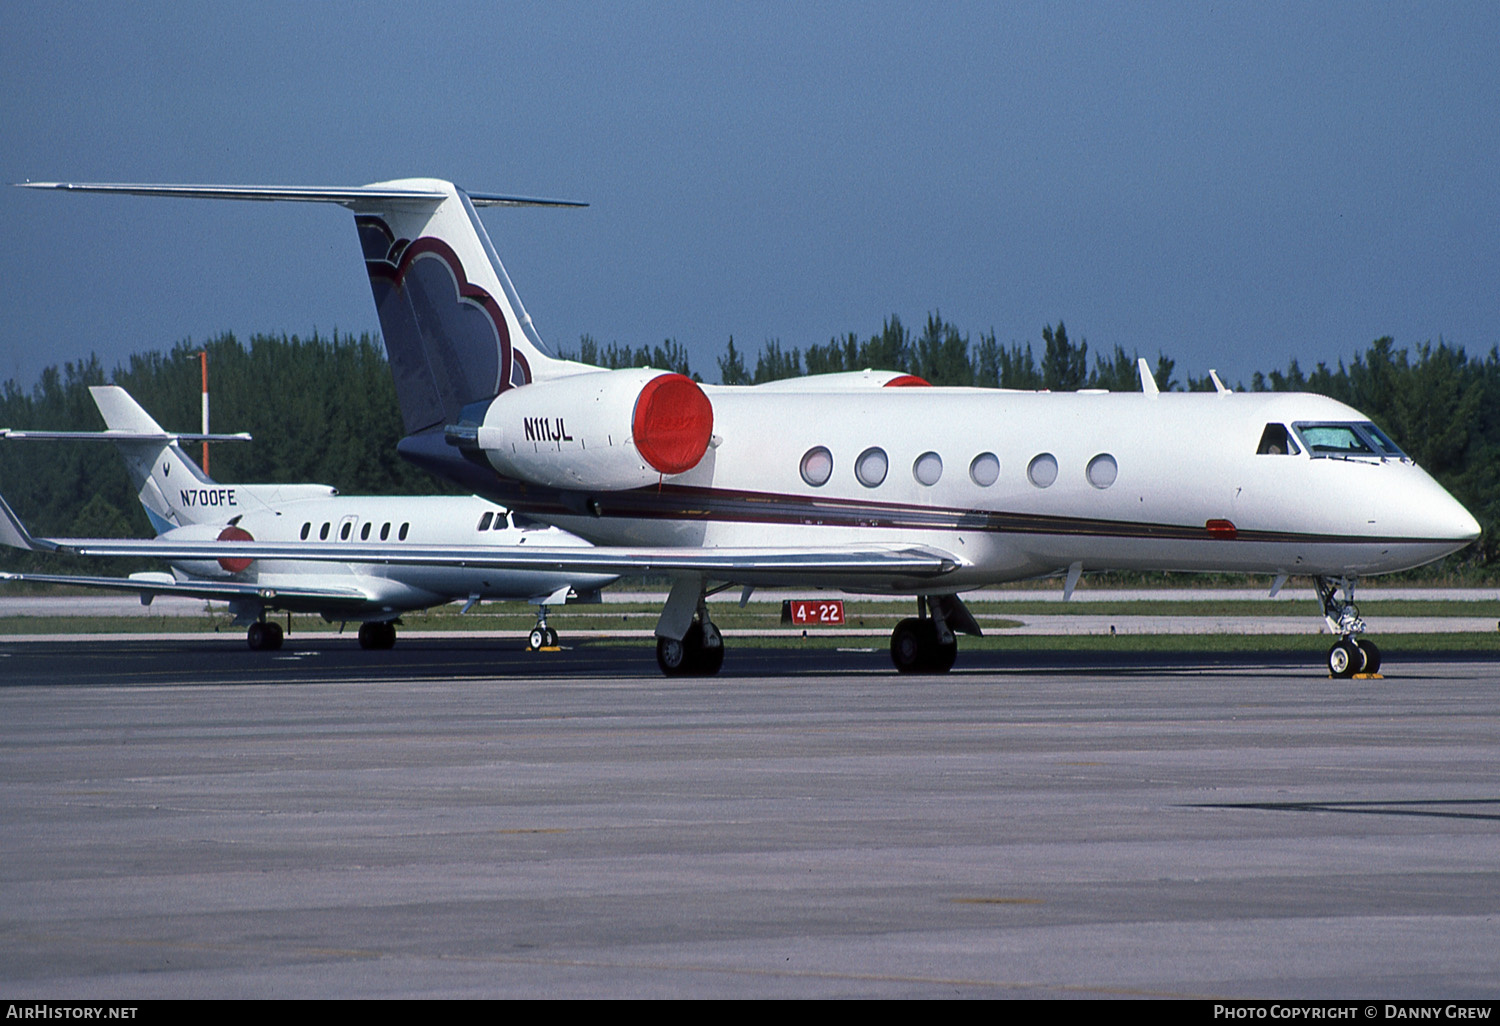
[0,492,57,552]
[1137,358,1160,397]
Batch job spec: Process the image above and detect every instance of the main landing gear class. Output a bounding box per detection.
[1315,576,1382,678]
[889,596,958,674]
[357,620,398,650]
[246,619,284,651]
[655,581,724,676]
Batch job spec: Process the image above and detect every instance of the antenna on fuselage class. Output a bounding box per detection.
[1136,358,1160,397]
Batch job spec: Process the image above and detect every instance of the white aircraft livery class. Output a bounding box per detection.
[0,384,616,650]
[13,179,1483,676]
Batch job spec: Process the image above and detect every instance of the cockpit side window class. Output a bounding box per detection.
[1257,423,1301,455]
[1360,422,1408,458]
[1292,421,1405,459]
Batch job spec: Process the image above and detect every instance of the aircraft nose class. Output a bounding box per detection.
[1425,485,1482,545]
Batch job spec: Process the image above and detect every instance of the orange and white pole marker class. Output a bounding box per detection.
[196,349,209,474]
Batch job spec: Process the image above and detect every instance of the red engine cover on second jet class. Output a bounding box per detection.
[217,525,254,573]
[632,373,714,475]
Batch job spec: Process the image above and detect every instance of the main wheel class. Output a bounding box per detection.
[695,621,724,676]
[890,618,951,673]
[263,621,284,651]
[545,626,558,648]
[247,621,269,651]
[1355,638,1381,675]
[1328,639,1362,678]
[359,622,397,650]
[657,634,690,676]
[529,626,547,651]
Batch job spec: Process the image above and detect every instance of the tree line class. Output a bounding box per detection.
[2,319,1495,577]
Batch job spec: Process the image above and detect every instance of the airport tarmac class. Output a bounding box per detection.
[1,639,1498,998]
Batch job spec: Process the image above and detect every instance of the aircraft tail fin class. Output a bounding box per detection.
[90,387,226,532]
[347,178,597,434]
[19,179,595,437]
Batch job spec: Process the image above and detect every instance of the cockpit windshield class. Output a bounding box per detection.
[1292,421,1408,460]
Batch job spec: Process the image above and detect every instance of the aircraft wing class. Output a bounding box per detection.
[0,491,960,582]
[0,570,371,604]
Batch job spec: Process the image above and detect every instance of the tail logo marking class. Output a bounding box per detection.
[357,215,528,433]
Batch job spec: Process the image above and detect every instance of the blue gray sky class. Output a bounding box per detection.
[2,1,1496,392]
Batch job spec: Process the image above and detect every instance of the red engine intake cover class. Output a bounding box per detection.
[632,373,714,475]
[217,525,254,573]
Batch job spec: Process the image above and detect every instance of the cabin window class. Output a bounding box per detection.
[1257,423,1301,455]
[340,521,352,541]
[800,446,833,487]
[300,522,311,540]
[399,522,410,541]
[478,511,494,531]
[361,522,371,540]
[855,447,888,488]
[1028,453,1058,488]
[1086,453,1118,489]
[319,522,330,540]
[380,523,390,541]
[969,452,999,487]
[913,451,943,486]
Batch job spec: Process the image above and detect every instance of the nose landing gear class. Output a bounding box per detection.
[528,603,560,651]
[1315,576,1382,678]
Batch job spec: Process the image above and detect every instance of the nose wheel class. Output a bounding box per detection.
[528,604,559,650]
[1316,577,1381,678]
[1328,637,1381,678]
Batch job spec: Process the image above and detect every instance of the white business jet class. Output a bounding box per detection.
[0,384,616,650]
[14,179,1482,677]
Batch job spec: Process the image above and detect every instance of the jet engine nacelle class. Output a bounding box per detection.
[473,369,714,490]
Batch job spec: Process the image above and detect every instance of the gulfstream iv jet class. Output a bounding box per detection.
[14,179,1482,676]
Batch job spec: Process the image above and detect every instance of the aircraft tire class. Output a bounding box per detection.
[657,634,690,676]
[529,627,547,651]
[1355,638,1381,675]
[696,621,724,676]
[545,627,558,648]
[247,622,269,651]
[264,622,284,651]
[359,622,397,651]
[1328,639,1361,678]
[890,618,930,673]
[932,635,957,673]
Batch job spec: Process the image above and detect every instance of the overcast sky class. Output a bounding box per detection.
[2,1,1496,394]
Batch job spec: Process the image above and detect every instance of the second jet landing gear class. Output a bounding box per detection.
[528,603,559,651]
[357,620,397,650]
[246,619,283,651]
[1315,576,1381,678]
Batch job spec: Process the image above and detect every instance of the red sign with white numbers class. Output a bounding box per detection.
[788,599,845,625]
